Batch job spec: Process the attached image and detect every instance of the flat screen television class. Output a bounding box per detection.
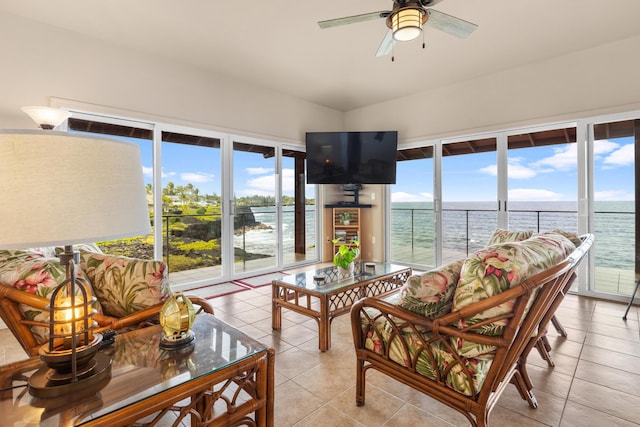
[305,131,398,184]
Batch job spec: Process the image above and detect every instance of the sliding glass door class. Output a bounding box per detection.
[506,126,578,234]
[390,126,581,269]
[390,146,435,268]
[231,140,278,275]
[282,147,316,265]
[441,137,498,264]
[592,118,637,298]
[66,112,318,289]
[160,130,223,282]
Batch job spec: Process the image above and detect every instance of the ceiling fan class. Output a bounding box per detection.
[318,0,478,57]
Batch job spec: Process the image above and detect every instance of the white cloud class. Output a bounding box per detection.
[509,163,537,179]
[532,144,577,171]
[479,158,536,179]
[594,189,634,201]
[391,191,433,202]
[247,167,273,175]
[234,169,301,198]
[508,188,563,201]
[246,174,276,193]
[478,164,497,176]
[594,139,619,156]
[181,172,215,183]
[144,166,176,179]
[603,144,634,167]
[281,169,295,193]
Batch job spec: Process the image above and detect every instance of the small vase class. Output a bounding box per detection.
[342,220,350,226]
[338,262,354,278]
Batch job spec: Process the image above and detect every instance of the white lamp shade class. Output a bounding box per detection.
[0,130,151,249]
[21,107,72,130]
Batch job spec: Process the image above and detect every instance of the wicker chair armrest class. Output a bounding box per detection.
[93,294,214,332]
[351,296,506,351]
[0,284,50,310]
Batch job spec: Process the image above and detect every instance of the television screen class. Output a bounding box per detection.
[305,131,398,184]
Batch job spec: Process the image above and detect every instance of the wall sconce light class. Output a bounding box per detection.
[21,106,72,130]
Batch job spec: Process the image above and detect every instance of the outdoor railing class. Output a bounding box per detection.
[161,207,316,273]
[391,207,635,273]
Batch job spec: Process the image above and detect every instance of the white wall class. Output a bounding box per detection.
[0,12,343,142]
[344,35,640,142]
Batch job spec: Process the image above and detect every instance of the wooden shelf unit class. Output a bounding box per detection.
[332,207,361,251]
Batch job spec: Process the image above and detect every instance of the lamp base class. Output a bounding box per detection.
[159,330,195,350]
[28,353,112,399]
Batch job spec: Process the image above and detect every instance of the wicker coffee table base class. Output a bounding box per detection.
[272,267,411,351]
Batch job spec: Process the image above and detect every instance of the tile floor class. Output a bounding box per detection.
[2,281,640,426]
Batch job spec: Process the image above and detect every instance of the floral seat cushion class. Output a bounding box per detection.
[79,250,171,318]
[360,307,492,396]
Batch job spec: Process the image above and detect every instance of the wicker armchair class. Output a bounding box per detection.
[0,283,214,358]
[0,248,214,358]
[351,233,593,427]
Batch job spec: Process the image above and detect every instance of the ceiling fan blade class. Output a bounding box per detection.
[375,30,395,57]
[318,11,389,29]
[426,9,478,38]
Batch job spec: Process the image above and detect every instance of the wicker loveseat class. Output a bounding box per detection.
[351,231,593,427]
[0,245,213,357]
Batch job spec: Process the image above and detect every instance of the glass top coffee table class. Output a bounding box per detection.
[272,261,411,351]
[0,313,274,426]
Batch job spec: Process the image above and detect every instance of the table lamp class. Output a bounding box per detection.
[0,128,152,398]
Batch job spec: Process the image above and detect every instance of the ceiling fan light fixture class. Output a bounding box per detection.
[391,8,423,42]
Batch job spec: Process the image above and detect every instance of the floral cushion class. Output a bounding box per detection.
[360,308,492,396]
[486,229,533,246]
[397,260,463,318]
[0,248,56,263]
[0,254,93,344]
[451,231,576,357]
[546,229,581,246]
[55,243,104,256]
[79,251,171,318]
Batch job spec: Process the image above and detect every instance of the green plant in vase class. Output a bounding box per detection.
[339,211,353,225]
[332,237,360,276]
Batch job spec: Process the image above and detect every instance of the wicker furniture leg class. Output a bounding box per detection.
[550,314,568,337]
[534,273,576,367]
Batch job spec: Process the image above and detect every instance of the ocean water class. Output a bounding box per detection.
[236,201,635,270]
[234,205,317,256]
[391,201,635,269]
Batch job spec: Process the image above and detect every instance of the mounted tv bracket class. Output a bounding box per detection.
[341,184,363,205]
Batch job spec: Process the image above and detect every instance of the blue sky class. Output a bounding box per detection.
[392,137,635,203]
[128,135,633,203]
[137,141,314,199]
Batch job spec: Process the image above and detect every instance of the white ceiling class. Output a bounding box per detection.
[2,0,640,112]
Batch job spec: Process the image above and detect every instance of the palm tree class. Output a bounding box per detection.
[164,181,175,196]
